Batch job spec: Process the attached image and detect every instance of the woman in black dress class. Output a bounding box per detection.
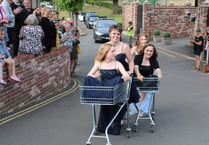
[134,44,162,116]
[39,7,56,53]
[190,28,204,71]
[85,42,131,135]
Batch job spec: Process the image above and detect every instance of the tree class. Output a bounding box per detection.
[58,0,84,29]
[113,0,119,14]
[84,0,119,14]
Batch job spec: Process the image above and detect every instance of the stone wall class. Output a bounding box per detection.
[0,47,71,117]
[123,1,196,39]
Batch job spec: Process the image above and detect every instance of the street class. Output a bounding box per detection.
[0,21,209,145]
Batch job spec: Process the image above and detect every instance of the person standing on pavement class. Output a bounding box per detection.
[127,21,133,48]
[0,0,10,43]
[190,28,204,71]
[18,14,44,55]
[12,0,33,57]
[70,29,80,77]
[204,26,209,64]
[39,7,56,53]
[1,0,22,56]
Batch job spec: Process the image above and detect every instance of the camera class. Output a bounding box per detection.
[55,19,60,23]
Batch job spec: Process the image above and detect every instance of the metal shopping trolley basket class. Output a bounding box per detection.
[80,81,132,145]
[133,76,160,132]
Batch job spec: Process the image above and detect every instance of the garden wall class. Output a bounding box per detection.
[123,1,196,39]
[0,47,71,117]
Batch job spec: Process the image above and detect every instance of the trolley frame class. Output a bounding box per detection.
[80,81,132,145]
[133,77,160,132]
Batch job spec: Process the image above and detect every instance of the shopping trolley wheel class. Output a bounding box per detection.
[86,141,91,145]
[126,128,132,138]
[133,124,138,132]
[151,125,155,132]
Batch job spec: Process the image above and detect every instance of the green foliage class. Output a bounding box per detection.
[58,0,84,12]
[138,0,156,5]
[83,4,122,24]
[86,0,122,14]
[153,29,160,36]
[163,32,171,38]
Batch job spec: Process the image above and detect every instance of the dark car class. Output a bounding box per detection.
[92,16,108,29]
[86,15,98,29]
[93,19,117,43]
[84,11,97,25]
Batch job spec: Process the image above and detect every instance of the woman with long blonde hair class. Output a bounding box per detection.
[85,42,130,135]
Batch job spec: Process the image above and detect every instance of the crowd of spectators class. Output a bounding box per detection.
[0,0,79,84]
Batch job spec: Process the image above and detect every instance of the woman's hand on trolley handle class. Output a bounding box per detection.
[137,74,144,82]
[121,75,131,82]
[155,68,163,80]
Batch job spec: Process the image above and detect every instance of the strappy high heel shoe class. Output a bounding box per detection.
[8,76,21,82]
[0,79,7,85]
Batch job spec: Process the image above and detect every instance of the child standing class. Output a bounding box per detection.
[0,27,20,85]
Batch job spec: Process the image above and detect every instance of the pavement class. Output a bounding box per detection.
[150,37,196,60]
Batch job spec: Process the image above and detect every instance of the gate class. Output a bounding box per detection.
[137,4,143,34]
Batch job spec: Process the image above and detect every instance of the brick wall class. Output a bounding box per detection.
[0,46,71,117]
[123,1,197,39]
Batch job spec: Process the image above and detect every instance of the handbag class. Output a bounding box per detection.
[203,64,209,73]
[77,44,81,54]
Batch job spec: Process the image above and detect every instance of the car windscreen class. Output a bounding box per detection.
[89,17,97,21]
[86,12,97,17]
[97,20,117,28]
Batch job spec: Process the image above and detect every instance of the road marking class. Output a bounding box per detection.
[158,49,176,58]
[157,47,195,60]
[0,79,80,125]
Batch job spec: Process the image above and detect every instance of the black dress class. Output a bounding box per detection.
[39,17,56,53]
[84,69,125,135]
[115,53,140,103]
[134,54,160,77]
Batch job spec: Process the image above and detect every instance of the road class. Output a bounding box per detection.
[0,21,209,145]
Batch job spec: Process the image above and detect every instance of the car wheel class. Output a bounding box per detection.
[94,36,98,43]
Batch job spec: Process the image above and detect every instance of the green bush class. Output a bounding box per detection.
[153,30,160,36]
[163,32,171,38]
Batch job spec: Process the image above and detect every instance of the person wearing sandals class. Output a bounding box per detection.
[190,28,204,71]
[0,27,20,85]
[134,44,162,116]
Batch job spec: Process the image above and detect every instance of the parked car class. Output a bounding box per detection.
[92,16,108,29]
[93,19,117,43]
[40,2,54,10]
[86,15,98,29]
[84,11,97,25]
[78,12,84,22]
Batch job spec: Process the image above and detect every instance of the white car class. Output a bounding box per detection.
[40,2,54,10]
[78,12,84,22]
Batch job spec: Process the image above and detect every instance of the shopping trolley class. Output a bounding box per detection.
[80,81,132,145]
[133,76,160,132]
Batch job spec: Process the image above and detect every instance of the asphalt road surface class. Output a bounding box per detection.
[0,21,209,145]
